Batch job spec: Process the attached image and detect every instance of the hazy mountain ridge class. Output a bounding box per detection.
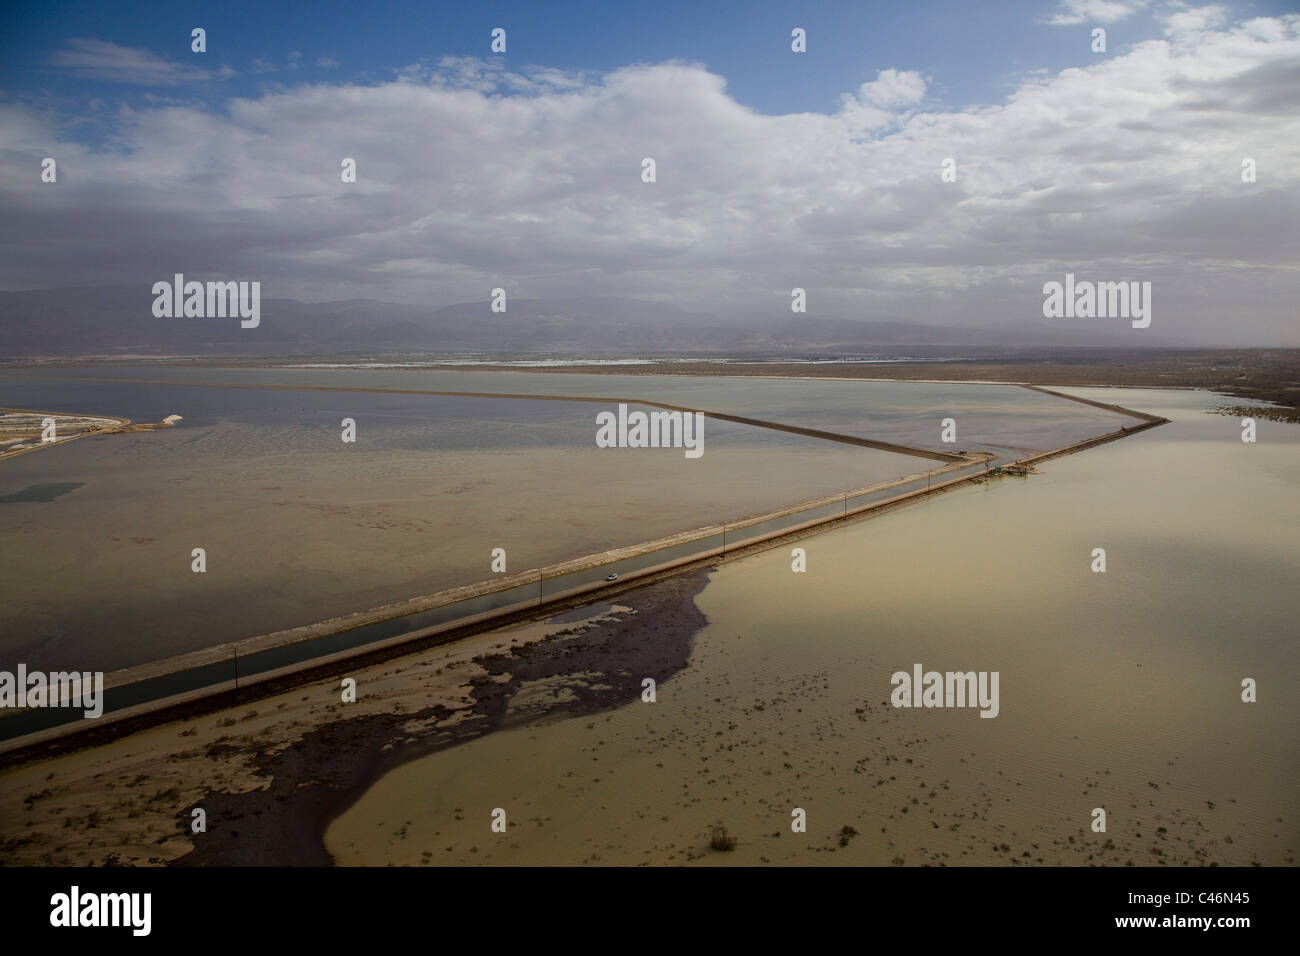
[0,287,1180,358]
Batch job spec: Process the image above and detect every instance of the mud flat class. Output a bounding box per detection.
[0,571,710,866]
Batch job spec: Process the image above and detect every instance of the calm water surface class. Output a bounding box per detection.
[327,387,1298,866]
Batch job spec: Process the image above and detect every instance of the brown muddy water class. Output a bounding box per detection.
[325,388,1298,866]
[0,370,1124,672]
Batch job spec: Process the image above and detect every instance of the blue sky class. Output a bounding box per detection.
[1,0,1298,344]
[6,0,1293,117]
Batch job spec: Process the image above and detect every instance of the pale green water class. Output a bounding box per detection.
[328,387,1298,866]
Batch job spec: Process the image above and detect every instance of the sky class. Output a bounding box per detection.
[1,0,1298,345]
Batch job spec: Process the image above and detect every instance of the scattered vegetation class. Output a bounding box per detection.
[150,784,182,803]
[22,789,52,809]
[709,823,736,852]
[1214,404,1300,423]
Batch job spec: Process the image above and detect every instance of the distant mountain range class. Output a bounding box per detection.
[0,287,1184,358]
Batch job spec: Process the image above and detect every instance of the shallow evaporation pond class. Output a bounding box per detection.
[0,482,85,503]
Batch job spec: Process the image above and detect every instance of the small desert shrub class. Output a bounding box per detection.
[709,823,736,852]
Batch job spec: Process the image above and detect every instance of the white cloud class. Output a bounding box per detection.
[317,55,340,68]
[1160,3,1229,35]
[1049,0,1149,26]
[7,12,1300,343]
[50,37,230,85]
[854,69,928,108]
[837,70,927,136]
